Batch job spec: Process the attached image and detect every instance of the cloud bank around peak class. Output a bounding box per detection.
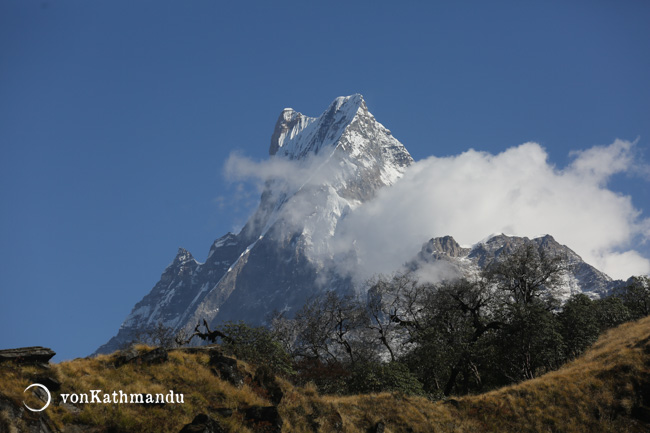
[223,151,346,192]
[333,139,650,281]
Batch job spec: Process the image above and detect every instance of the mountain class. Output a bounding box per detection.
[96,94,413,354]
[409,233,621,300]
[96,95,618,354]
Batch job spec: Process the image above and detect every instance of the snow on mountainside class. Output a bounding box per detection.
[96,95,620,355]
[96,94,413,354]
[409,233,621,301]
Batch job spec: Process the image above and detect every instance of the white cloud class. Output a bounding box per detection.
[223,150,358,242]
[568,139,636,185]
[224,152,308,190]
[333,140,650,280]
[223,151,350,192]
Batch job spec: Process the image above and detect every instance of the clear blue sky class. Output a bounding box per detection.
[1,0,649,361]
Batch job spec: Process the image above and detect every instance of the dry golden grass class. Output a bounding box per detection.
[52,349,272,432]
[447,315,650,433]
[0,348,270,433]
[1,316,648,432]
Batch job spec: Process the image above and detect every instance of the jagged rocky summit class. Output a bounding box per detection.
[96,95,413,354]
[96,95,618,354]
[409,233,620,301]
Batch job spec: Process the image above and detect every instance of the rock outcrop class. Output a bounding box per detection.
[0,347,56,366]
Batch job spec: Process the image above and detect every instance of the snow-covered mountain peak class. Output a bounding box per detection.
[328,94,365,116]
[411,233,617,300]
[269,94,367,160]
[170,248,195,267]
[96,95,620,356]
[98,95,415,353]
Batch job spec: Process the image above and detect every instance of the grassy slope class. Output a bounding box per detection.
[328,316,650,433]
[1,316,648,433]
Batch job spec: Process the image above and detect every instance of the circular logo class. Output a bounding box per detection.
[23,383,51,412]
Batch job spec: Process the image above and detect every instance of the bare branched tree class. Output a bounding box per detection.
[176,319,235,346]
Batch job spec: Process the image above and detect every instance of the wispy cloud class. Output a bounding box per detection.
[222,150,356,242]
[223,152,308,190]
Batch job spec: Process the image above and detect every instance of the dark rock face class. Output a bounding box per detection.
[60,402,82,415]
[322,410,344,432]
[114,346,139,366]
[0,349,61,432]
[0,347,55,365]
[243,406,283,433]
[172,345,221,356]
[444,398,461,408]
[209,353,249,387]
[179,413,228,433]
[114,347,168,367]
[213,408,233,418]
[251,366,283,405]
[138,347,168,364]
[423,236,470,259]
[0,392,58,433]
[61,426,104,433]
[33,376,61,392]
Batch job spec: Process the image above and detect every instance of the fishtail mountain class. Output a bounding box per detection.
[96,95,618,354]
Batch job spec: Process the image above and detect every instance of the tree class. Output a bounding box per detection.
[485,243,568,381]
[495,302,564,381]
[268,310,300,356]
[347,361,424,395]
[616,276,650,319]
[394,277,501,395]
[559,294,600,359]
[485,242,568,309]
[179,319,233,345]
[216,321,294,377]
[275,290,378,393]
[594,295,631,330]
[291,291,369,365]
[364,273,425,362]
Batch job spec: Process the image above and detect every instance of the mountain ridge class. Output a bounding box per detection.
[410,233,620,300]
[96,94,414,354]
[96,95,619,355]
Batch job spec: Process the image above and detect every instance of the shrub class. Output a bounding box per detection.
[216,321,294,377]
[348,361,424,396]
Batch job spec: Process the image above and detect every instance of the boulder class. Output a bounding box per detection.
[243,406,282,433]
[34,375,61,392]
[115,347,168,367]
[113,347,139,366]
[326,410,344,432]
[179,413,228,433]
[444,398,460,408]
[60,402,82,415]
[173,345,221,355]
[62,425,104,433]
[0,347,55,366]
[252,366,283,405]
[0,392,58,433]
[138,347,168,364]
[213,408,233,417]
[209,353,249,387]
